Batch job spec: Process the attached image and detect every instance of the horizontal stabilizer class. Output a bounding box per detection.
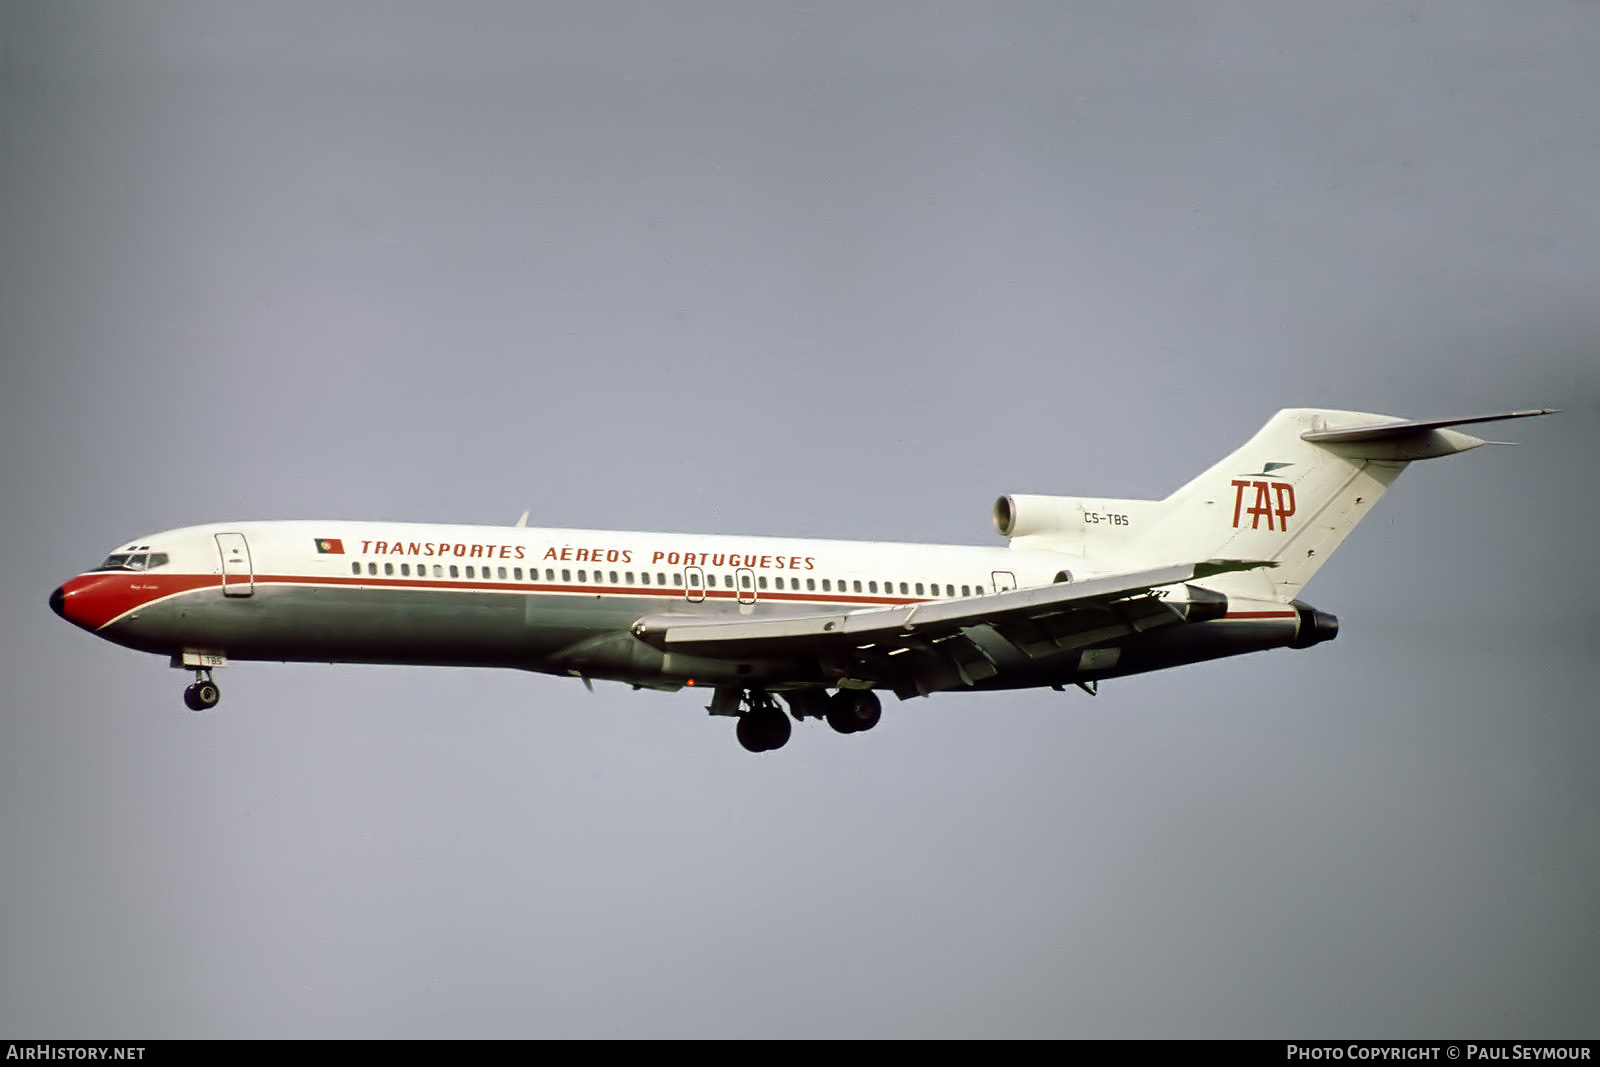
[1298,408,1555,462]
[1301,408,1556,444]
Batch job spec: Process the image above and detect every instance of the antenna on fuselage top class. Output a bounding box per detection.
[514,510,529,528]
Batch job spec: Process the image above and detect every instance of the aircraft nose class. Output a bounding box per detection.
[49,585,67,619]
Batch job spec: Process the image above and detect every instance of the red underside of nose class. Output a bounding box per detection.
[49,573,175,631]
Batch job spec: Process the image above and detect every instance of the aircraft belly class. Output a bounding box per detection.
[102,584,668,670]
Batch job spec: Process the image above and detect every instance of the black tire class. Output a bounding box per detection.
[826,689,881,734]
[187,680,220,710]
[759,707,791,750]
[825,699,858,734]
[736,706,791,752]
[736,712,768,752]
[182,684,203,711]
[846,689,881,732]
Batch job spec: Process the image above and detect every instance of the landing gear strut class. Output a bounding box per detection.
[183,671,220,711]
[734,690,792,753]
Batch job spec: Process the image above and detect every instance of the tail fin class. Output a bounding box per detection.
[1135,407,1553,602]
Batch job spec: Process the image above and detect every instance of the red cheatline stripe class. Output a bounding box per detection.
[59,571,931,628]
[63,570,1298,630]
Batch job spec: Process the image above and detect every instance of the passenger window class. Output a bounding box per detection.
[853,580,862,593]
[562,569,571,582]
[625,571,634,584]
[946,584,955,597]
[741,574,752,589]
[498,566,507,579]
[385,563,394,576]
[915,583,924,595]
[868,581,878,593]
[640,572,650,585]
[821,579,830,592]
[514,567,522,580]
[689,573,701,587]
[658,573,666,585]
[609,571,618,583]
[352,562,361,575]
[673,573,682,586]
[807,578,816,591]
[899,582,908,595]
[758,576,768,590]
[961,585,970,596]
[577,570,586,582]
[434,565,443,578]
[449,565,459,578]
[466,566,475,579]
[368,562,378,576]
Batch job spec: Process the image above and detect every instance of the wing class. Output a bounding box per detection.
[630,559,1269,698]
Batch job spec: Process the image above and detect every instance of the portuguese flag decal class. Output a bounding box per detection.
[314,537,345,554]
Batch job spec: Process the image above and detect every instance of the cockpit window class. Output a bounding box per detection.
[94,552,169,572]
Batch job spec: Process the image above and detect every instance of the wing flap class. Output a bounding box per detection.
[631,558,1267,661]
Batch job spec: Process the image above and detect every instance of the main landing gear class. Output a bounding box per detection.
[824,689,881,735]
[724,687,882,753]
[735,691,792,753]
[183,671,221,711]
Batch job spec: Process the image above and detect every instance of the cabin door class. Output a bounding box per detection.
[216,533,255,597]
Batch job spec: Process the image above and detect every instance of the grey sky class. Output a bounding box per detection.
[2,1,1596,1038]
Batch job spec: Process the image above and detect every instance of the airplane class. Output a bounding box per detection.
[49,407,1552,752]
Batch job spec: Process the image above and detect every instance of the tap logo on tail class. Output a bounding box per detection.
[1230,464,1296,531]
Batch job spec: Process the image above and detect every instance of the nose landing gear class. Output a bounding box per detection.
[183,671,220,711]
